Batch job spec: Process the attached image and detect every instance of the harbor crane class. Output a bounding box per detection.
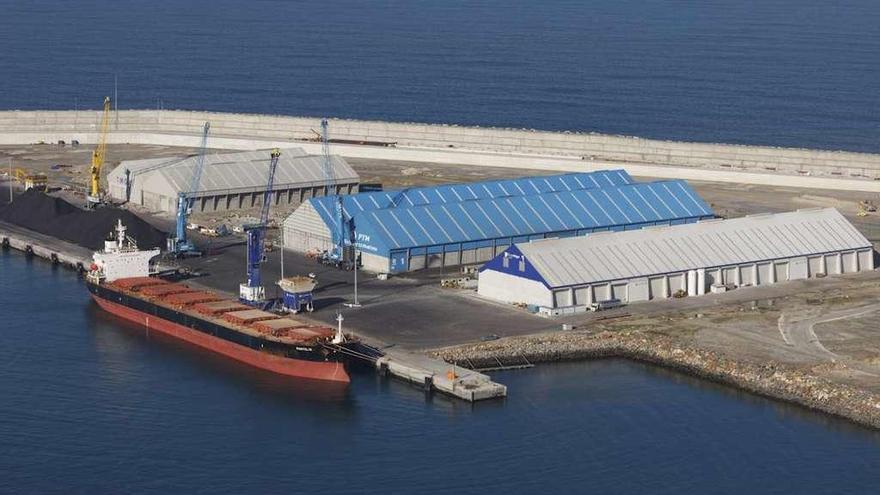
[167,122,211,257]
[240,148,282,307]
[317,119,355,270]
[86,96,112,208]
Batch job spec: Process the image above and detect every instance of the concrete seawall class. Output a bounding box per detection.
[2,109,879,191]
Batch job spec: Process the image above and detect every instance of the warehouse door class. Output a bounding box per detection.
[774,262,789,282]
[610,283,628,303]
[807,257,823,277]
[649,277,665,300]
[757,263,772,285]
[389,250,408,273]
[842,252,856,273]
[722,267,737,285]
[553,289,572,308]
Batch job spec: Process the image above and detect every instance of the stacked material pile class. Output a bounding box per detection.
[0,190,167,250]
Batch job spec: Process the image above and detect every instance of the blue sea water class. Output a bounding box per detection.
[3,1,880,492]
[2,250,880,494]
[1,0,878,152]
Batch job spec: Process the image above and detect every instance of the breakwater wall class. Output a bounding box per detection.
[2,110,880,191]
[433,331,880,430]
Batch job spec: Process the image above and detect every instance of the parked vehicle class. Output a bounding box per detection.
[589,298,624,312]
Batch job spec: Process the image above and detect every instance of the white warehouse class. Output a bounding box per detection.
[478,208,875,309]
[107,148,359,214]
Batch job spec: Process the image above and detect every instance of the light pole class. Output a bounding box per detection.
[8,158,12,203]
[344,248,361,308]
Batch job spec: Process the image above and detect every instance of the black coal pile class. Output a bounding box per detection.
[0,190,168,250]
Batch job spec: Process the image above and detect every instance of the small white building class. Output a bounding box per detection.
[478,208,875,309]
[108,148,359,214]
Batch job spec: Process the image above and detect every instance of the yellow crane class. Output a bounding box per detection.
[87,96,112,207]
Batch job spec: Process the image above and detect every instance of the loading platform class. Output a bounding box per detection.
[376,348,507,401]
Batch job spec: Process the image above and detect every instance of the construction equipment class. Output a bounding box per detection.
[86,96,112,207]
[240,148,281,307]
[316,119,355,270]
[13,168,48,191]
[167,122,210,257]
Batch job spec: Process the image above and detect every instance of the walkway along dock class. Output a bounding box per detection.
[0,220,92,271]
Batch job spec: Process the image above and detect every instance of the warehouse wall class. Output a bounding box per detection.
[477,269,553,308]
[479,248,876,309]
[1,110,879,192]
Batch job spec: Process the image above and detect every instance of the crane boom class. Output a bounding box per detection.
[87,96,112,207]
[240,148,282,306]
[318,119,351,268]
[168,122,210,255]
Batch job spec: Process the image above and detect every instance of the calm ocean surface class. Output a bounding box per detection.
[2,1,880,492]
[1,0,879,152]
[3,250,880,493]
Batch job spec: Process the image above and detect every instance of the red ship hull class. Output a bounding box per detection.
[92,295,350,384]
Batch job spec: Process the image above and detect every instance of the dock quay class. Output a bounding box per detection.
[0,221,91,271]
[376,348,507,402]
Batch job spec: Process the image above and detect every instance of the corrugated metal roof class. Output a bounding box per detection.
[344,179,712,251]
[310,170,632,218]
[112,148,358,196]
[515,208,871,288]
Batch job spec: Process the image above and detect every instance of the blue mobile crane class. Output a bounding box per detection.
[167,122,210,257]
[239,148,282,307]
[317,119,355,270]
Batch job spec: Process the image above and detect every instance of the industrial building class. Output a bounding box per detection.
[284,173,714,273]
[108,148,359,214]
[478,208,875,310]
[283,170,633,258]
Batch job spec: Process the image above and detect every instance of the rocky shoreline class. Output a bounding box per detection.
[431,330,880,430]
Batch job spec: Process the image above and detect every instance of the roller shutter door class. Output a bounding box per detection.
[842,252,856,273]
[594,284,611,302]
[774,262,789,282]
[825,254,840,274]
[722,267,737,285]
[427,254,443,269]
[757,263,772,285]
[408,255,426,271]
[460,249,477,265]
[573,287,590,306]
[859,250,873,271]
[808,256,823,276]
[611,284,628,302]
[668,274,685,292]
[476,247,494,262]
[649,277,666,300]
[553,289,572,308]
[740,265,755,286]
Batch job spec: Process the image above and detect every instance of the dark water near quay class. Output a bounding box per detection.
[1,0,879,152]
[3,1,880,492]
[2,251,880,493]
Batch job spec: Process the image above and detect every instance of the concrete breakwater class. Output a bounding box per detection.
[1,110,879,191]
[432,331,880,430]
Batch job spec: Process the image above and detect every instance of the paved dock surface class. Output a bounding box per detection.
[377,348,507,401]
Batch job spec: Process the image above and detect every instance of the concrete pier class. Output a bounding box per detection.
[377,348,507,401]
[0,221,91,270]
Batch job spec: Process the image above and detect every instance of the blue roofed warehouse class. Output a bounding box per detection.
[282,171,715,273]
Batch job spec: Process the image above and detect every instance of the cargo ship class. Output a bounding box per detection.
[86,220,351,383]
